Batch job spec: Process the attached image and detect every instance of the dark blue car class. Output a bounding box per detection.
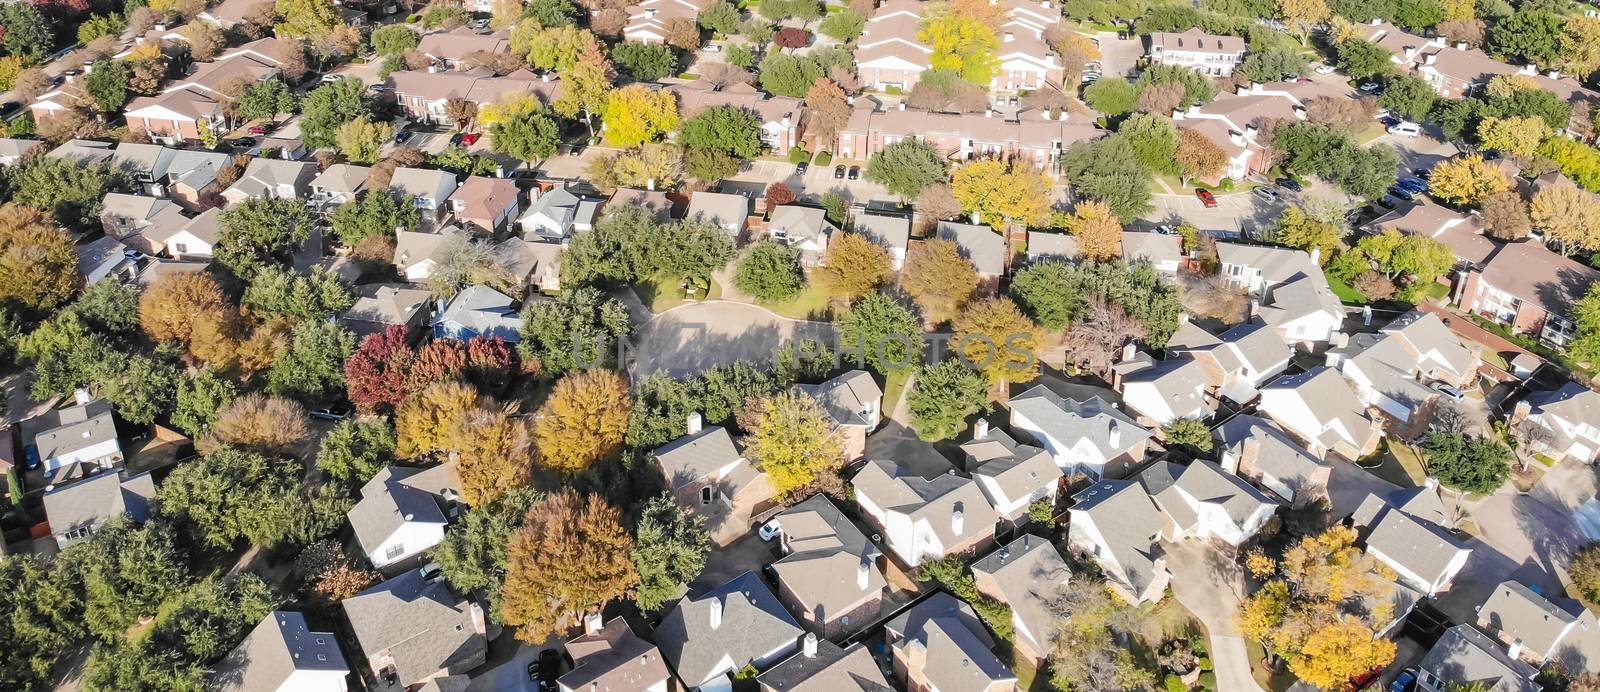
[1275,177,1303,192]
[1377,195,1399,209]
[1389,668,1416,691]
[1389,185,1416,201]
[1397,176,1428,193]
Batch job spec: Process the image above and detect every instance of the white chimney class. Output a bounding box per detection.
[974,419,989,440]
[1456,41,1469,51]
[1508,638,1524,660]
[898,102,906,111]
[1548,69,1562,79]
[985,109,994,118]
[541,73,552,82]
[74,388,92,406]
[951,506,965,535]
[687,411,703,435]
[1109,420,1121,448]
[1229,131,1245,147]
[857,556,871,589]
[1309,246,1321,265]
[1424,53,1437,65]
[646,177,656,190]
[803,632,819,657]
[584,611,604,634]
[709,598,723,630]
[1057,110,1068,121]
[1004,32,1014,43]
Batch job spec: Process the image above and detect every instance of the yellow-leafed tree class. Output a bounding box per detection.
[600,84,679,147]
[533,369,633,474]
[501,490,638,642]
[736,391,846,498]
[1064,200,1124,262]
[951,296,1041,384]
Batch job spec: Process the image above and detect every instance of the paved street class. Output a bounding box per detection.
[1090,31,1143,80]
[1164,541,1267,692]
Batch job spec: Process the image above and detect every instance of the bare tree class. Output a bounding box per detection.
[1182,273,1248,322]
[444,98,479,131]
[1134,82,1185,114]
[1305,95,1377,133]
[1062,296,1146,376]
[700,63,753,89]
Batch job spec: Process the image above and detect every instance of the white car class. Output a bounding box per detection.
[320,73,343,83]
[703,44,722,53]
[1387,121,1421,137]
[1314,63,1337,74]
[758,519,782,542]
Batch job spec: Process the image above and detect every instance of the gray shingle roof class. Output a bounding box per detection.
[850,459,1000,554]
[1381,310,1477,381]
[1120,231,1182,266]
[1365,501,1470,587]
[962,429,1060,503]
[1069,480,1166,594]
[1477,581,1581,661]
[342,570,486,687]
[770,495,885,627]
[855,214,909,256]
[431,284,522,342]
[1171,459,1277,527]
[655,572,804,687]
[1121,357,1212,419]
[686,192,750,231]
[794,370,881,428]
[653,426,743,490]
[41,469,154,536]
[969,535,1069,651]
[31,399,118,462]
[1261,367,1375,452]
[348,465,455,557]
[936,222,1006,276]
[1526,382,1600,454]
[1419,624,1540,692]
[212,611,348,692]
[344,284,432,328]
[558,617,672,692]
[1214,414,1329,501]
[756,639,892,692]
[1008,384,1152,458]
[884,591,1015,692]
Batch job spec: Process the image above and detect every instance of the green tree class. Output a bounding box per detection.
[1274,205,1344,260]
[1488,85,1569,131]
[1061,135,1154,220]
[1241,46,1310,82]
[1008,259,1182,344]
[735,240,804,302]
[75,520,188,640]
[315,416,396,486]
[1379,74,1437,121]
[517,286,633,375]
[632,493,710,611]
[1083,77,1137,117]
[430,488,542,623]
[836,292,924,373]
[371,24,421,55]
[611,42,678,81]
[738,391,846,497]
[0,2,53,62]
[266,320,357,400]
[0,553,86,688]
[242,265,354,321]
[1120,113,1180,175]
[6,157,123,232]
[158,445,350,550]
[699,1,741,33]
[865,137,949,201]
[757,52,822,98]
[1336,38,1394,80]
[330,191,419,247]
[335,116,392,164]
[83,60,130,112]
[1133,63,1216,107]
[1570,542,1600,603]
[820,10,866,40]
[680,105,764,159]
[173,368,236,438]
[1421,431,1512,494]
[490,108,561,167]
[908,360,990,440]
[236,79,298,124]
[89,352,180,425]
[1487,10,1563,68]
[299,77,369,149]
[216,197,315,278]
[1162,417,1214,455]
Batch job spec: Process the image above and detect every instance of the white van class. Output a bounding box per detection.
[1388,122,1421,138]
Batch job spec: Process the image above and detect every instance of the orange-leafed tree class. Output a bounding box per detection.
[500,489,639,642]
[533,369,633,474]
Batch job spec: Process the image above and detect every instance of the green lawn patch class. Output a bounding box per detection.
[882,369,910,415]
[761,284,836,320]
[1245,639,1298,692]
[1355,122,1387,145]
[678,72,700,79]
[1326,274,1368,304]
[638,276,720,312]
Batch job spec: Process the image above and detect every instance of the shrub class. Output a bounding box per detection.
[774,27,811,48]
[788,146,810,164]
[814,151,832,166]
[1572,542,1600,602]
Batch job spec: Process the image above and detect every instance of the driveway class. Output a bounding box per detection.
[1090,31,1143,80]
[1164,541,1266,692]
[631,301,834,378]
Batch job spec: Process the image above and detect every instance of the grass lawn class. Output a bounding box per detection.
[637,276,723,313]
[1355,122,1387,144]
[761,284,837,320]
[1326,274,1368,304]
[1363,441,1427,487]
[1245,639,1298,692]
[882,369,911,415]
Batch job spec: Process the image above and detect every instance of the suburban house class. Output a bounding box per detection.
[685,192,751,238]
[1514,382,1600,464]
[310,164,373,210]
[993,0,1065,91]
[792,370,882,461]
[1166,320,1292,405]
[48,138,116,164]
[836,102,1104,172]
[652,414,776,546]
[1008,384,1152,479]
[1258,367,1382,461]
[212,611,350,692]
[611,188,677,221]
[936,221,1008,291]
[121,38,291,143]
[668,81,805,152]
[621,0,711,44]
[655,571,804,692]
[1359,19,1594,105]
[960,420,1063,522]
[200,0,273,28]
[756,638,893,692]
[110,143,232,206]
[449,176,521,236]
[156,207,225,259]
[519,186,600,242]
[1456,240,1600,348]
[1478,581,1600,673]
[1141,460,1278,546]
[500,238,564,294]
[855,214,911,270]
[1352,482,1471,597]
[1146,28,1246,76]
[431,285,522,342]
[77,235,141,284]
[1370,199,1497,268]
[1169,81,1341,180]
[767,495,888,639]
[970,535,1070,663]
[883,591,1017,692]
[1215,242,1344,347]
[389,69,561,125]
[1113,355,1215,427]
[854,0,933,91]
[221,158,318,204]
[340,284,434,338]
[28,396,122,476]
[341,568,488,690]
[416,27,511,67]
[41,469,155,547]
[767,205,835,268]
[1067,480,1170,604]
[1027,232,1079,262]
[851,459,1000,568]
[1214,414,1331,507]
[348,464,462,571]
[1121,231,1183,274]
[100,193,192,256]
[558,616,673,692]
[1413,624,1541,692]
[394,230,450,282]
[0,137,42,166]
[1330,310,1477,424]
[390,167,460,224]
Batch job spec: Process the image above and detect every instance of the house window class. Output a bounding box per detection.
[173,243,187,254]
[700,486,713,504]
[385,544,405,560]
[1543,315,1576,347]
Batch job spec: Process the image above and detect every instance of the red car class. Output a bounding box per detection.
[1196,189,1218,208]
[248,125,269,135]
[460,132,481,146]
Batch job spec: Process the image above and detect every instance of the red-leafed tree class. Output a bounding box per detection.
[774,28,811,49]
[407,338,470,391]
[344,325,416,412]
[466,335,517,381]
[765,181,796,213]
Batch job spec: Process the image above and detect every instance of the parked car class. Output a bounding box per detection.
[1359,82,1382,93]
[1252,187,1280,202]
[1413,167,1433,179]
[795,160,808,175]
[394,129,413,143]
[368,83,387,94]
[449,133,464,146]
[703,44,722,53]
[471,18,491,30]
[1376,195,1399,209]
[1389,668,1416,692]
[847,165,860,180]
[759,519,783,541]
[23,445,40,471]
[834,164,846,179]
[460,132,481,146]
[1196,189,1218,208]
[1314,63,1337,74]
[320,73,343,83]
[1275,177,1303,192]
[1387,121,1422,137]
[1388,185,1415,201]
[1430,382,1466,401]
[529,649,561,692]
[1379,115,1401,127]
[232,137,258,149]
[1153,224,1175,234]
[248,125,269,135]
[310,406,351,421]
[1397,176,1428,193]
